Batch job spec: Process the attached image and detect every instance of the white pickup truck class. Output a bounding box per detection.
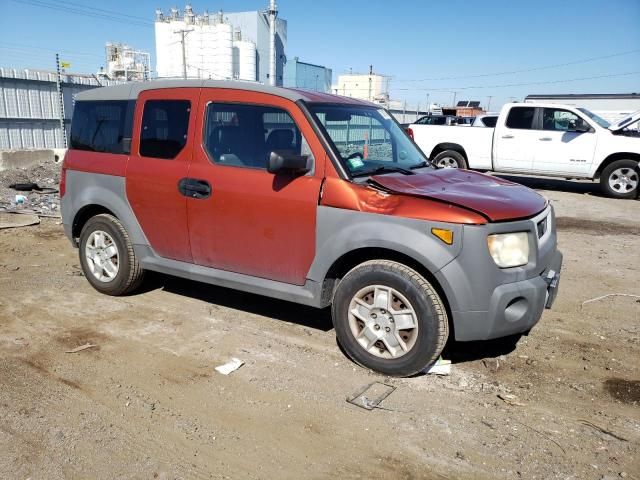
[408,103,640,199]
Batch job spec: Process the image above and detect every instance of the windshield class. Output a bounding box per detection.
[308,104,429,176]
[577,107,610,128]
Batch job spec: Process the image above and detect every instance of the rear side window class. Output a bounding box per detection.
[482,116,498,128]
[139,100,190,159]
[505,107,536,129]
[69,100,134,154]
[203,103,312,169]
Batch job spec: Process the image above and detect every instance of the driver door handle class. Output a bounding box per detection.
[501,135,514,139]
[539,137,552,141]
[178,178,212,199]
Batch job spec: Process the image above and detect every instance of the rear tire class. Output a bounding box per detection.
[600,159,639,199]
[331,260,448,377]
[78,214,145,296]
[432,150,467,169]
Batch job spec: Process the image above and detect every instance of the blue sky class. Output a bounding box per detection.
[1,0,639,110]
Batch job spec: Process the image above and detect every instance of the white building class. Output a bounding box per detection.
[154,5,286,85]
[332,72,390,104]
[524,93,640,125]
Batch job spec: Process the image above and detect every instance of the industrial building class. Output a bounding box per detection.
[283,57,332,93]
[0,68,119,151]
[100,43,150,82]
[332,69,391,105]
[154,3,286,85]
[525,93,640,124]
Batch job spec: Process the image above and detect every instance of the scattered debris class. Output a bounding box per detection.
[215,357,244,375]
[14,194,28,204]
[0,212,40,230]
[582,293,640,307]
[482,357,502,373]
[346,382,396,411]
[578,419,629,442]
[65,343,98,353]
[512,419,566,454]
[9,182,58,194]
[426,356,452,375]
[497,393,526,407]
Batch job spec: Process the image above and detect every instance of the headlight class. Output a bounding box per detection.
[487,232,530,268]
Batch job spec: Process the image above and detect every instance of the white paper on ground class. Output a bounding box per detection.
[426,357,452,375]
[215,357,244,375]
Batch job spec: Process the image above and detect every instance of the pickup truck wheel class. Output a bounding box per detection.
[600,159,639,199]
[433,150,467,169]
[78,214,145,296]
[332,260,448,377]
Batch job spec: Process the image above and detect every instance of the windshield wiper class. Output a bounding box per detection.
[351,165,415,178]
[409,160,430,169]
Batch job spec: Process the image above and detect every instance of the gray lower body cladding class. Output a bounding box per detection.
[62,169,562,341]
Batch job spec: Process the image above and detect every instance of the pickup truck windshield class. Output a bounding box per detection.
[309,104,429,176]
[577,108,610,128]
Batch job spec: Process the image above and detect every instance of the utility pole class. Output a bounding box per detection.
[55,53,67,148]
[487,95,493,112]
[452,91,458,107]
[426,93,430,114]
[268,0,278,86]
[175,28,192,79]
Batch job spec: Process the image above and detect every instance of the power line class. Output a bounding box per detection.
[339,71,640,93]
[393,49,640,83]
[0,43,103,58]
[9,0,153,28]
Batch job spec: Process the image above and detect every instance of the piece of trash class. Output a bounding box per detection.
[15,194,28,204]
[582,293,640,306]
[426,356,452,375]
[215,357,244,375]
[578,419,629,442]
[10,182,41,192]
[0,212,40,230]
[482,358,502,373]
[65,343,97,353]
[497,393,526,407]
[347,382,396,411]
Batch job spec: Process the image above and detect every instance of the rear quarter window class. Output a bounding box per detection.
[505,107,536,129]
[69,100,134,154]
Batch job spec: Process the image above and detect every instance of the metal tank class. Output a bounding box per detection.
[216,22,234,80]
[238,40,257,82]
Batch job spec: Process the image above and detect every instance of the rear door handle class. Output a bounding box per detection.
[539,137,552,141]
[178,178,212,199]
[501,135,514,139]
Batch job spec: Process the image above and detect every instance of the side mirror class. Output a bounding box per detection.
[267,150,310,175]
[569,119,591,133]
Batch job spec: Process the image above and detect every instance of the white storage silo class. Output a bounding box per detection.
[232,41,240,79]
[217,22,233,80]
[201,23,217,79]
[238,40,256,82]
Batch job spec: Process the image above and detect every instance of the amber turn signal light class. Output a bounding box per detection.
[431,228,454,245]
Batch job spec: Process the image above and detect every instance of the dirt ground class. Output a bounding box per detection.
[0,175,638,480]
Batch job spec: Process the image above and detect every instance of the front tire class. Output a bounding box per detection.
[78,214,145,296]
[600,159,639,199]
[432,150,467,169]
[332,260,448,377]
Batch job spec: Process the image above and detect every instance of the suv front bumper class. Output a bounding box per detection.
[434,205,563,341]
[447,250,562,341]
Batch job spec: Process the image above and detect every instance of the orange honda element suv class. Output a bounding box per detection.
[61,81,562,376]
